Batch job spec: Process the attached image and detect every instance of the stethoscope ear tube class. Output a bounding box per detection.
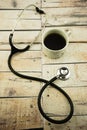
[38,76,74,124]
[9,33,30,55]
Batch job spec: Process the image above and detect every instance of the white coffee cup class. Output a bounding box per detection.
[42,29,71,59]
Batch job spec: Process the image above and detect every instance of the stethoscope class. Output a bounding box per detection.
[8,5,74,124]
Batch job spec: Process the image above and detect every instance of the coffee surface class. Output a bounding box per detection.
[44,33,66,50]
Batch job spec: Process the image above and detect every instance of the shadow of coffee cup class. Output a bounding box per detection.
[42,29,71,59]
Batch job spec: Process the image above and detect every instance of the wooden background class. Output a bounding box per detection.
[0,0,87,130]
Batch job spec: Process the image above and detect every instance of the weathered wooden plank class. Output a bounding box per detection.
[42,43,87,64]
[0,51,41,71]
[1,7,87,27]
[0,72,42,97]
[42,0,87,7]
[42,86,87,115]
[42,7,87,26]
[0,0,40,9]
[42,64,87,87]
[0,0,87,9]
[0,30,41,42]
[0,64,87,96]
[0,10,41,30]
[0,1,87,130]
[44,116,87,130]
[0,20,41,30]
[0,98,43,130]
[0,10,40,19]
[0,26,87,42]
[1,43,87,72]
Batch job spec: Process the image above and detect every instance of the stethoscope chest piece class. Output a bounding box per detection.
[57,67,70,80]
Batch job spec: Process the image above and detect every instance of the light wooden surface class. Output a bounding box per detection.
[0,0,87,130]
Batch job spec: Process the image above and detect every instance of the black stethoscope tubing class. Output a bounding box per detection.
[8,33,74,124]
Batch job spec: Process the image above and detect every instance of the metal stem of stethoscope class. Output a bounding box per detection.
[8,4,74,124]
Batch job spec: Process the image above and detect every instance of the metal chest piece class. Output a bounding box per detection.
[57,67,70,80]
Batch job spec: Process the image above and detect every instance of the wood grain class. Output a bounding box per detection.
[42,7,87,26]
[0,0,87,129]
[42,86,87,115]
[0,72,42,97]
[0,10,40,19]
[0,10,41,30]
[0,63,87,97]
[0,97,43,130]
[42,0,87,7]
[44,116,87,130]
[0,30,42,42]
[0,26,87,42]
[0,0,41,9]
[42,43,87,64]
[0,51,41,71]
[0,19,41,30]
[42,64,87,87]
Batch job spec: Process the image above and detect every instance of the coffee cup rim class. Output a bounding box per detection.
[43,29,69,51]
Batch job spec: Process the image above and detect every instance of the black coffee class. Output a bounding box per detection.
[44,33,66,50]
